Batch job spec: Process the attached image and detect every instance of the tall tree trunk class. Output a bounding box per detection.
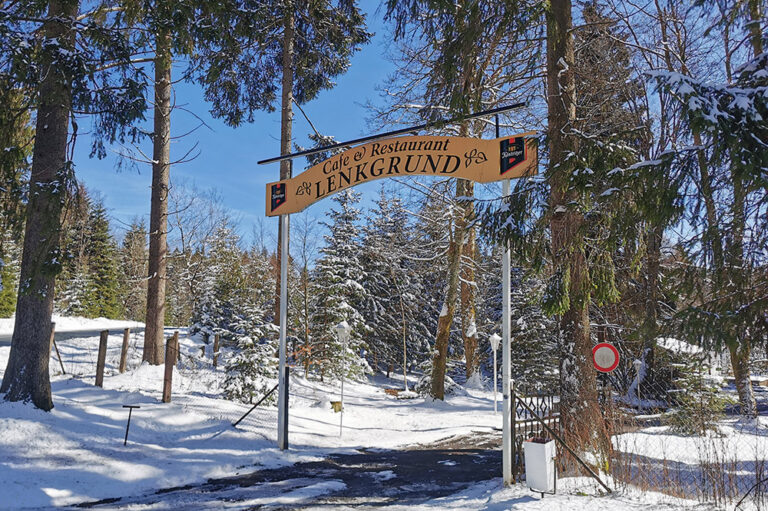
[640,223,663,396]
[0,0,78,410]
[274,5,294,326]
[729,341,757,416]
[431,212,466,400]
[460,180,478,380]
[546,0,608,458]
[143,30,172,365]
[747,0,763,57]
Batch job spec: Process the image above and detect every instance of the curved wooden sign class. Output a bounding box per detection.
[266,132,537,216]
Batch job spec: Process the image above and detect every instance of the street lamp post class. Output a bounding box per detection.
[335,321,351,438]
[489,333,501,413]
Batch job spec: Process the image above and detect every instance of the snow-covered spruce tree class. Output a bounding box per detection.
[308,190,368,381]
[0,81,31,318]
[360,188,423,384]
[477,248,559,394]
[187,222,276,403]
[190,223,246,340]
[82,199,122,319]
[120,219,148,322]
[0,229,21,318]
[650,38,768,417]
[56,185,91,315]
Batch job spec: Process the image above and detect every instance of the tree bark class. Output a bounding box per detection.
[0,0,79,410]
[459,179,478,381]
[641,223,663,396]
[747,0,763,57]
[274,4,294,326]
[546,0,608,458]
[143,29,172,365]
[431,204,466,400]
[729,341,757,416]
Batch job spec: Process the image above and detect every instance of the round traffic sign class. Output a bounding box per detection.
[592,343,620,373]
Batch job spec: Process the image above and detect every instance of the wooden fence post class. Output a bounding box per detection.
[213,334,220,368]
[49,322,66,375]
[162,332,179,403]
[119,328,130,374]
[95,330,108,387]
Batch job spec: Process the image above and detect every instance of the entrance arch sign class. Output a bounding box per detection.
[266,132,537,216]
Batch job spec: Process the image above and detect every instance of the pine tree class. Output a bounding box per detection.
[0,230,20,317]
[0,0,148,409]
[83,200,122,319]
[309,190,368,380]
[360,189,423,385]
[120,219,148,322]
[651,34,768,417]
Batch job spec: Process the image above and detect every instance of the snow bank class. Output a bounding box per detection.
[0,314,143,335]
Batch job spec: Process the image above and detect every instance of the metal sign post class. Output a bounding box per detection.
[261,104,534,456]
[277,213,289,451]
[497,115,513,486]
[489,333,501,413]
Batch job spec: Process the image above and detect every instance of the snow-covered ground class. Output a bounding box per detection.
[0,319,747,509]
[0,314,143,335]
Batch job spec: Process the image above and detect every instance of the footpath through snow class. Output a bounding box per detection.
[0,323,718,509]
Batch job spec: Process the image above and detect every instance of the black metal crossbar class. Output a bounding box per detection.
[257,102,527,166]
[233,383,280,428]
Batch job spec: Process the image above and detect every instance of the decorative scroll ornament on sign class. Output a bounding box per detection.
[265,132,538,216]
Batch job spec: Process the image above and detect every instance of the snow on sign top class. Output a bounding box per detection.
[592,342,620,373]
[265,133,538,216]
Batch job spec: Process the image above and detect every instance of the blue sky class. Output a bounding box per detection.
[73,3,395,244]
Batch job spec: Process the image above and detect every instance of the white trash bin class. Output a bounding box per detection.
[524,438,556,494]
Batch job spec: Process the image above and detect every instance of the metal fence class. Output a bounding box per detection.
[510,376,768,509]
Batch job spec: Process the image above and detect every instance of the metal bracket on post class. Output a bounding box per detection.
[277,213,289,451]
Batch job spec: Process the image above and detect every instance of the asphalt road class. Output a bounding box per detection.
[77,432,504,510]
[0,327,145,347]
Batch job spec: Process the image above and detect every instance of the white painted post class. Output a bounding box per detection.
[502,178,513,486]
[278,213,289,450]
[489,333,501,413]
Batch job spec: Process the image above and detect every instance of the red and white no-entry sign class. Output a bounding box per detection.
[592,343,620,373]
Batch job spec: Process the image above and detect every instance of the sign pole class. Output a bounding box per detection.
[498,115,513,486]
[277,213,289,450]
[494,346,498,413]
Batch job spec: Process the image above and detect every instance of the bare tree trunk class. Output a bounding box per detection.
[431,209,466,400]
[0,0,78,410]
[143,30,171,365]
[460,180,478,381]
[546,0,608,458]
[641,223,663,396]
[747,0,763,57]
[729,341,757,416]
[274,5,294,326]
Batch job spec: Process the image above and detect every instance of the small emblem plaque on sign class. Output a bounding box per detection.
[270,183,286,212]
[500,137,526,175]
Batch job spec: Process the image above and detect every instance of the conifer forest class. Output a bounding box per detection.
[0,0,767,509]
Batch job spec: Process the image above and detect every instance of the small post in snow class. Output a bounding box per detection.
[122,405,140,445]
[162,332,178,403]
[335,321,351,438]
[119,328,130,374]
[49,322,66,375]
[95,330,108,387]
